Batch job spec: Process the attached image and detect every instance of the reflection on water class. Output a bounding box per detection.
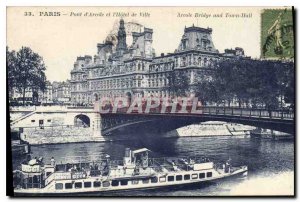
[17,132,294,196]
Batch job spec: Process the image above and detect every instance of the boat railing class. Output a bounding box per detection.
[61,154,104,164]
[56,154,212,167]
[46,155,216,177]
[43,159,218,181]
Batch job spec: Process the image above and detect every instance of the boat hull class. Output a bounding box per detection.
[14,168,248,196]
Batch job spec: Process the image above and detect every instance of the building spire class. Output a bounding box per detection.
[116,19,127,55]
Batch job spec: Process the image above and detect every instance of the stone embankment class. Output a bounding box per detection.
[20,126,105,145]
[166,121,255,137]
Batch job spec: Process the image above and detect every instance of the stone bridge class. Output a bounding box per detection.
[10,106,294,144]
[100,107,294,134]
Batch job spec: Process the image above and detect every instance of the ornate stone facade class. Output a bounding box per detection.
[70,20,245,105]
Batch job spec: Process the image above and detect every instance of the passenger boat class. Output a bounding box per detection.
[13,148,248,195]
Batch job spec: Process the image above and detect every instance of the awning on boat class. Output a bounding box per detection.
[132,148,150,155]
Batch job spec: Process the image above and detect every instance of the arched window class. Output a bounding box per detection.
[198,57,202,66]
[182,57,186,66]
[204,58,208,66]
[209,58,213,67]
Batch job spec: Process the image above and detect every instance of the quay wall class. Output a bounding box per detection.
[166,122,255,137]
[10,107,103,145]
[20,126,105,145]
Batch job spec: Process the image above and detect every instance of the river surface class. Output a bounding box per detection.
[20,130,294,196]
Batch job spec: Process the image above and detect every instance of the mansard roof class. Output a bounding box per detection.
[184,25,212,34]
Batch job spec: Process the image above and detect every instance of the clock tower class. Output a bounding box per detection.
[116,19,127,55]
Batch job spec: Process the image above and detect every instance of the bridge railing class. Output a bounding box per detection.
[18,124,89,131]
[101,106,294,120]
[202,107,294,119]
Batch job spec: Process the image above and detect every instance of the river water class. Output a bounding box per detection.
[22,128,294,196]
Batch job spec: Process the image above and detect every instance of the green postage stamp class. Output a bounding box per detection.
[261,8,294,59]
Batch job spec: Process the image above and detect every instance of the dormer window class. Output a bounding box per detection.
[202,40,207,50]
[196,38,200,43]
[182,39,187,49]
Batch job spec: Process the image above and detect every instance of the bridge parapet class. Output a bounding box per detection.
[100,106,294,120]
[201,107,294,120]
[99,106,294,134]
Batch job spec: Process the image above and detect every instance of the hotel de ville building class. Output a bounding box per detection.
[70,19,245,105]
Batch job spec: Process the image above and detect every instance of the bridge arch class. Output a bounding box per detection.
[74,114,90,127]
[101,112,294,135]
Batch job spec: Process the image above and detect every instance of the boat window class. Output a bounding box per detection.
[142,179,149,184]
[120,180,128,186]
[55,183,63,190]
[112,180,119,187]
[207,172,212,178]
[167,176,174,182]
[93,181,101,187]
[84,182,92,188]
[199,173,205,179]
[191,174,198,179]
[159,177,166,182]
[75,182,82,189]
[65,183,72,189]
[131,180,139,185]
[102,181,110,187]
[151,177,158,183]
[176,175,183,181]
[184,174,190,180]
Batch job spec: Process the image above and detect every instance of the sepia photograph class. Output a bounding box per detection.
[6,6,295,197]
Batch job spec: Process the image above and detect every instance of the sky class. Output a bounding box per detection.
[7,7,272,82]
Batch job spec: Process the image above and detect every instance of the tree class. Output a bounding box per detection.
[11,47,47,105]
[211,58,294,109]
[193,70,219,105]
[7,46,17,100]
[212,59,239,106]
[166,69,190,97]
[275,60,294,108]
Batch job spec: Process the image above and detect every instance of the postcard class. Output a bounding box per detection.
[7,6,295,197]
